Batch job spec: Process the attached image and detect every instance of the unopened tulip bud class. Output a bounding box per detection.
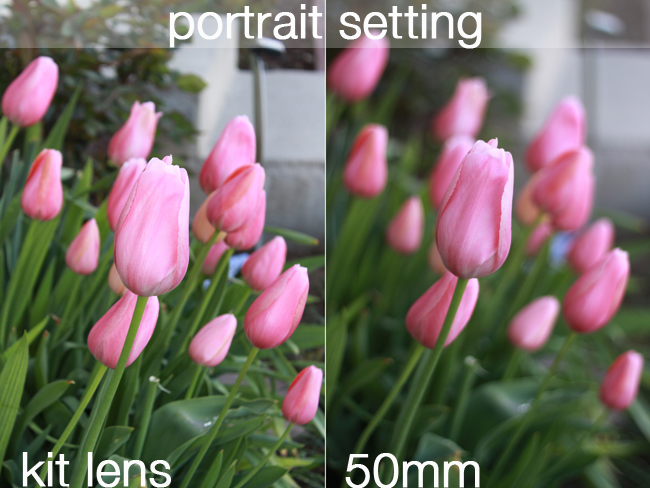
[432,78,489,141]
[206,163,265,233]
[202,240,230,276]
[563,249,630,333]
[567,218,615,274]
[436,139,514,278]
[225,191,266,250]
[515,174,542,226]
[532,147,595,231]
[1,56,58,127]
[327,35,389,103]
[87,291,159,369]
[21,149,63,221]
[406,272,479,348]
[188,314,237,367]
[241,236,287,291]
[525,97,586,173]
[507,296,560,351]
[108,101,162,167]
[192,197,216,244]
[428,241,447,275]
[107,158,147,232]
[525,221,553,257]
[66,219,100,275]
[199,116,256,194]
[244,265,309,349]
[385,196,424,254]
[108,263,127,295]
[343,124,388,198]
[114,156,190,296]
[600,350,644,410]
[429,135,474,209]
[282,366,323,425]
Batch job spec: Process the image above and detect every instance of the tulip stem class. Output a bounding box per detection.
[506,236,552,320]
[449,356,479,443]
[502,349,523,381]
[487,332,576,487]
[185,363,204,400]
[232,422,294,488]
[131,375,161,461]
[69,295,148,488]
[179,347,259,488]
[390,278,469,464]
[0,123,19,172]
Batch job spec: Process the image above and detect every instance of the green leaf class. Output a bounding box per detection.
[286,325,324,350]
[30,261,55,327]
[629,398,650,444]
[42,83,82,151]
[96,427,134,460]
[0,335,29,465]
[34,331,51,390]
[284,254,324,272]
[0,193,22,246]
[236,466,289,488]
[214,461,237,488]
[1,316,48,363]
[199,449,223,488]
[264,226,319,246]
[325,313,349,410]
[61,158,94,245]
[177,74,207,93]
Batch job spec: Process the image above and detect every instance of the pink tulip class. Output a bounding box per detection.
[532,147,595,231]
[525,221,553,257]
[241,236,287,291]
[385,196,424,254]
[206,163,265,233]
[525,97,586,173]
[563,249,630,333]
[108,263,127,295]
[428,241,447,275]
[507,296,560,351]
[244,265,309,349]
[429,135,474,209]
[21,149,63,221]
[188,314,237,367]
[567,218,615,274]
[343,124,388,198]
[106,158,147,232]
[202,240,230,276]
[108,101,162,167]
[327,35,389,102]
[192,197,216,244]
[515,173,542,226]
[87,291,159,369]
[406,272,479,348]
[600,351,644,410]
[432,78,489,141]
[199,115,256,194]
[1,56,58,127]
[114,156,190,296]
[436,139,514,278]
[282,366,323,425]
[66,219,100,275]
[225,190,266,250]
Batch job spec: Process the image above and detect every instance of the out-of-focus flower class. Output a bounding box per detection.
[108,101,162,167]
[436,139,514,278]
[192,197,216,244]
[225,191,266,250]
[202,240,230,276]
[429,135,474,209]
[600,350,644,410]
[66,219,100,275]
[87,291,159,369]
[525,221,554,257]
[241,236,287,291]
[432,78,489,141]
[1,56,58,127]
[114,156,189,296]
[567,218,615,274]
[188,314,237,367]
[428,240,447,275]
[515,173,543,226]
[282,366,323,425]
[343,124,388,198]
[21,149,63,221]
[507,296,560,351]
[107,158,147,232]
[108,263,127,295]
[386,196,424,254]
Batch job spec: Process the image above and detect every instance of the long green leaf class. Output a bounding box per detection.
[42,83,82,151]
[264,226,319,246]
[0,334,29,465]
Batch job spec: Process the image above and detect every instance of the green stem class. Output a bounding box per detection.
[234,288,252,315]
[185,363,204,400]
[131,376,161,461]
[179,347,259,488]
[449,357,479,442]
[232,423,294,488]
[487,332,576,487]
[69,295,148,488]
[390,278,469,463]
[0,123,19,171]
[506,236,552,320]
[502,349,523,381]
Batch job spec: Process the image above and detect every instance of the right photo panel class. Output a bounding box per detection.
[326,1,650,487]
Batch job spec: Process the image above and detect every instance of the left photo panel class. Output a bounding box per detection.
[0,4,325,487]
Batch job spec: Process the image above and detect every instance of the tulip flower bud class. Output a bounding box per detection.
[199,116,256,194]
[428,241,447,275]
[507,296,560,351]
[515,174,542,226]
[244,265,309,349]
[600,350,644,410]
[406,272,479,348]
[107,158,147,232]
[432,78,489,141]
[429,135,474,209]
[525,97,585,173]
[108,101,162,167]
[343,124,388,198]
[1,56,58,127]
[567,218,615,274]
[192,197,216,244]
[282,366,323,425]
[225,191,266,250]
[206,163,265,233]
[241,236,287,291]
[327,35,389,103]
[87,291,159,369]
[525,221,553,257]
[188,314,237,367]
[21,149,63,221]
[202,240,230,276]
[114,156,190,296]
[563,248,630,333]
[385,196,424,254]
[66,219,100,275]
[108,263,127,295]
[436,139,514,279]
[532,147,595,231]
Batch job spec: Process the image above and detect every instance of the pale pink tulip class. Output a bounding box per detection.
[429,135,474,209]
[525,221,553,257]
[600,351,644,410]
[385,196,424,254]
[241,236,287,291]
[66,219,100,275]
[515,173,542,226]
[343,124,388,198]
[282,366,323,425]
[106,158,147,232]
[507,296,560,351]
[432,78,489,141]
[108,263,127,295]
[428,241,447,275]
[108,101,162,167]
[21,149,63,221]
[202,240,230,276]
[188,314,237,367]
[192,197,216,244]
[225,191,266,250]
[567,218,615,274]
